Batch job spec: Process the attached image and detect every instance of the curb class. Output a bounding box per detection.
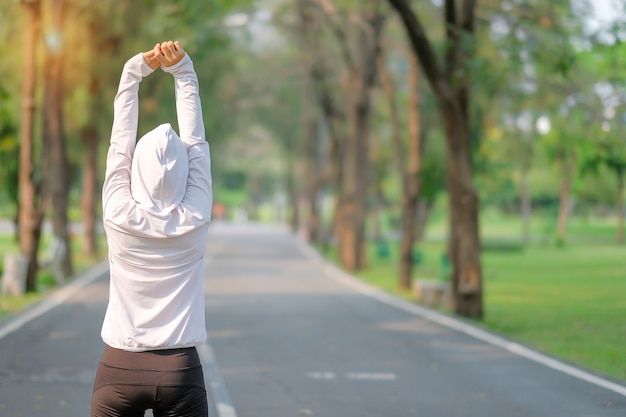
[0,260,109,341]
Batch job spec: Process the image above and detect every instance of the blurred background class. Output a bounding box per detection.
[0,0,625,380]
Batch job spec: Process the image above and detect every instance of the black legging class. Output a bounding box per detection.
[91,345,208,417]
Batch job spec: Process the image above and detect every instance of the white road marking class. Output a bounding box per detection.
[296,238,626,398]
[346,372,397,381]
[306,372,336,380]
[0,260,109,340]
[306,371,396,381]
[197,339,239,417]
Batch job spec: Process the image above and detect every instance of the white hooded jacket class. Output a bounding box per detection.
[101,53,212,351]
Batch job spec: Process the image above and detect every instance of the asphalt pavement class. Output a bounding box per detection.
[0,222,625,417]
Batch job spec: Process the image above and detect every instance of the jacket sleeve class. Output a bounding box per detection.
[102,53,155,218]
[162,55,213,217]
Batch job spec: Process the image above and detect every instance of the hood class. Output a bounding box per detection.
[131,123,188,212]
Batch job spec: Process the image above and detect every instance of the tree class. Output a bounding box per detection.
[582,135,626,243]
[578,39,626,243]
[43,0,72,278]
[292,0,325,243]
[313,0,386,271]
[300,76,323,242]
[10,0,259,292]
[523,1,592,244]
[19,0,45,292]
[386,0,483,317]
[376,43,424,290]
[297,0,347,247]
[73,3,125,257]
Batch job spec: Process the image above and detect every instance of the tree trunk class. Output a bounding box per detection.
[19,0,44,292]
[80,125,99,256]
[370,185,384,243]
[338,75,371,271]
[442,102,483,317]
[377,47,423,290]
[43,0,72,279]
[520,168,532,244]
[286,143,300,232]
[556,149,575,242]
[307,1,384,270]
[616,169,624,244]
[78,14,112,258]
[401,52,423,290]
[304,114,322,243]
[415,199,434,243]
[298,58,323,243]
[387,0,483,318]
[297,0,345,248]
[336,11,385,271]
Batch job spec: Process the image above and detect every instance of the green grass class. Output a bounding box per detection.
[483,245,626,381]
[0,293,44,322]
[323,213,626,382]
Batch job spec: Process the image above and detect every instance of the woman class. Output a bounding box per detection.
[91,41,212,417]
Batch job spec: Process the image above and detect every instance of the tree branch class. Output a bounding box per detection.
[376,46,407,180]
[444,0,457,78]
[461,0,477,32]
[313,0,357,74]
[386,0,444,97]
[457,0,477,119]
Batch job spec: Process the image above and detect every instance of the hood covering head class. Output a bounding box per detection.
[131,123,188,212]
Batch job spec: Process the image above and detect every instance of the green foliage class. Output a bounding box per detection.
[4,0,622,226]
[0,85,18,215]
[419,128,447,200]
[3,0,247,203]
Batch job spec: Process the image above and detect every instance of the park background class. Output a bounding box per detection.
[0,0,625,384]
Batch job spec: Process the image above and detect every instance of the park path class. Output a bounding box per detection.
[202,223,626,417]
[0,222,625,416]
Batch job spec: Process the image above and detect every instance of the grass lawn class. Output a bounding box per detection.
[324,213,626,382]
[482,244,626,381]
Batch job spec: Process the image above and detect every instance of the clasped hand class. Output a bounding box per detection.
[143,41,185,69]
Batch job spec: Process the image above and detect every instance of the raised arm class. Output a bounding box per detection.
[160,42,213,215]
[160,42,206,147]
[102,52,156,215]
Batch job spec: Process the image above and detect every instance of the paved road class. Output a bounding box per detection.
[0,263,110,417]
[1,222,625,416]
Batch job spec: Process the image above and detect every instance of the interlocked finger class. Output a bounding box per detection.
[155,40,185,67]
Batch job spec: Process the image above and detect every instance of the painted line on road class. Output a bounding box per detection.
[306,371,397,381]
[197,340,239,417]
[0,260,109,341]
[201,235,238,417]
[347,372,397,381]
[197,236,237,417]
[296,238,626,398]
[306,371,336,380]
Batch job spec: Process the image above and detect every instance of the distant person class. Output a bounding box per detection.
[91,41,212,417]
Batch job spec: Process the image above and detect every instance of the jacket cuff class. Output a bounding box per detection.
[161,54,193,75]
[137,53,157,77]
